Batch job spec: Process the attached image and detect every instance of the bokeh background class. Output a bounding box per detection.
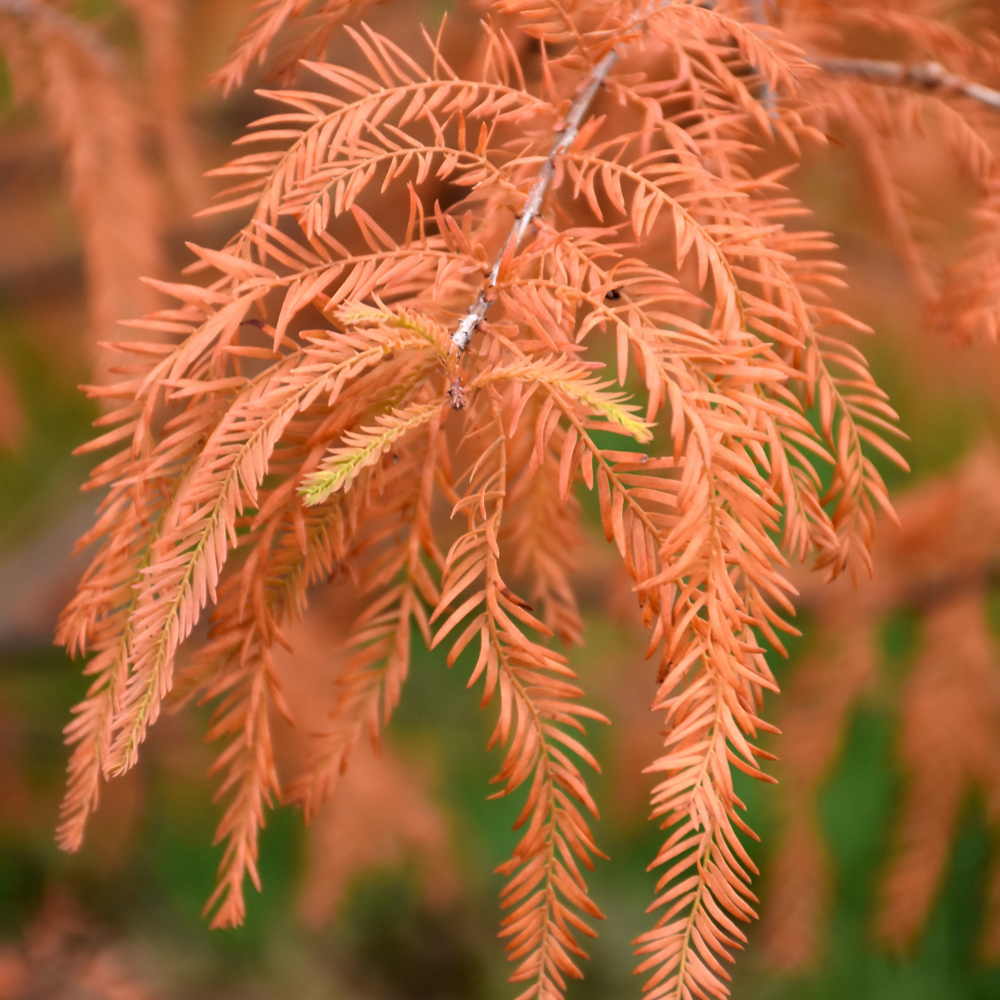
[1,2,1000,999]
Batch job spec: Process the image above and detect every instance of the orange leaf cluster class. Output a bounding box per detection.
[764,441,1000,968]
[0,0,200,378]
[45,2,1000,998]
[0,894,159,1000]
[782,0,1000,342]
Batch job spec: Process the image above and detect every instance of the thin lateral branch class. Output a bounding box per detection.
[700,0,1000,115]
[450,47,620,353]
[815,56,1000,114]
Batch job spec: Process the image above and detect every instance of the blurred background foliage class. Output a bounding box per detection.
[2,2,1000,999]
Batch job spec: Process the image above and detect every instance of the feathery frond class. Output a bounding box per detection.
[0,0,166,374]
[765,442,1000,967]
[54,2,990,997]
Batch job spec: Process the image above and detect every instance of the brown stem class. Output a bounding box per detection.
[450,48,621,352]
[815,56,1000,114]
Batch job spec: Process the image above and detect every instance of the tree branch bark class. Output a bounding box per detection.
[814,56,1000,114]
[449,47,620,353]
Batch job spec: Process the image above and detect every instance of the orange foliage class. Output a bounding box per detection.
[3,1,996,998]
[0,894,159,1000]
[295,740,459,927]
[270,584,460,928]
[0,0,168,376]
[764,442,1000,967]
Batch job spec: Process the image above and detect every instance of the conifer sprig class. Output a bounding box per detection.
[61,3,1000,998]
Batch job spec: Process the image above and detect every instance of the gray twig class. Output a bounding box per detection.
[449,47,620,352]
[815,56,1000,114]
